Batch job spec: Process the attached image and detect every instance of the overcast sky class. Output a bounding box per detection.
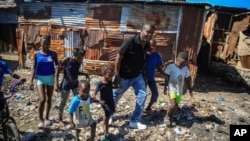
[186,0,250,9]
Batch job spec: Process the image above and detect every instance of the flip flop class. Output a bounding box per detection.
[45,120,51,127]
[38,122,44,129]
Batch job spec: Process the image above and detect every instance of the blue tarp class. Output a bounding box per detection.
[187,0,250,9]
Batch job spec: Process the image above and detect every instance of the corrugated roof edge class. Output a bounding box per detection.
[0,2,17,8]
[88,0,211,7]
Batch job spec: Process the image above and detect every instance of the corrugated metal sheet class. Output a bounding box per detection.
[86,4,122,31]
[17,2,207,82]
[0,1,16,8]
[51,3,86,27]
[19,3,51,23]
[120,4,179,32]
[0,8,17,24]
[19,3,180,32]
[19,2,86,26]
[178,6,205,64]
[155,33,176,63]
[64,31,82,57]
[85,30,104,48]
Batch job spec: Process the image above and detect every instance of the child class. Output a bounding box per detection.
[68,80,96,141]
[163,51,193,127]
[29,35,59,128]
[144,39,167,114]
[55,48,90,127]
[92,65,115,140]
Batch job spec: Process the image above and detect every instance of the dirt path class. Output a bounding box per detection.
[1,54,250,141]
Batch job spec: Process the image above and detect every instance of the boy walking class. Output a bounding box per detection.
[55,48,90,127]
[92,65,115,140]
[68,80,96,141]
[163,51,193,127]
[144,39,167,113]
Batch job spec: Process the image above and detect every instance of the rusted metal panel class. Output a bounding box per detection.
[19,3,51,23]
[120,4,179,32]
[85,47,101,60]
[178,6,205,65]
[83,59,115,76]
[85,30,104,48]
[51,3,86,27]
[50,26,65,61]
[104,31,124,48]
[211,12,232,60]
[177,6,205,86]
[98,47,118,61]
[19,2,86,26]
[86,4,122,31]
[155,33,176,63]
[16,29,24,68]
[0,8,17,24]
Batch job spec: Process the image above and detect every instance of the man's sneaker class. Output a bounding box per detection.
[108,116,113,125]
[129,121,147,129]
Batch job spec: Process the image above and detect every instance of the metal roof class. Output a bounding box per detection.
[187,0,250,9]
[0,1,16,8]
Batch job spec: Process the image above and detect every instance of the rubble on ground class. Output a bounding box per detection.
[2,69,250,141]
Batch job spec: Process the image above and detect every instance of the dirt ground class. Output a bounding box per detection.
[1,54,250,141]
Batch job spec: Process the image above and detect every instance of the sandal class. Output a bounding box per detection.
[45,120,51,127]
[38,122,44,129]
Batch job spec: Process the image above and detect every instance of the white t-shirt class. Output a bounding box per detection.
[164,64,191,95]
[68,95,94,128]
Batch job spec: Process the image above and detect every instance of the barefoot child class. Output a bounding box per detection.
[55,48,90,127]
[92,65,115,140]
[68,80,96,141]
[163,51,193,127]
[144,39,167,114]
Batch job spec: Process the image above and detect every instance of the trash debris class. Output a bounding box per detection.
[23,132,35,141]
[1,67,249,141]
[225,106,235,111]
[15,93,23,99]
[215,97,225,102]
[174,128,181,139]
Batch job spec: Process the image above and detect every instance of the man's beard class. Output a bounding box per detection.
[143,36,150,42]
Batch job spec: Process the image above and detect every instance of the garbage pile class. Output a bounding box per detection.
[2,69,250,141]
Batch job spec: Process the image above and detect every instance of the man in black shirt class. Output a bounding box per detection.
[112,23,155,129]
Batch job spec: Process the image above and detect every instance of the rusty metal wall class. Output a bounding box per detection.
[51,3,86,27]
[19,3,51,23]
[120,4,179,32]
[64,31,82,57]
[17,2,207,79]
[86,4,122,31]
[19,2,86,26]
[177,6,205,65]
[211,12,233,60]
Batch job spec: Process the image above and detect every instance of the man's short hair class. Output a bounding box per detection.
[177,51,188,61]
[142,23,155,30]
